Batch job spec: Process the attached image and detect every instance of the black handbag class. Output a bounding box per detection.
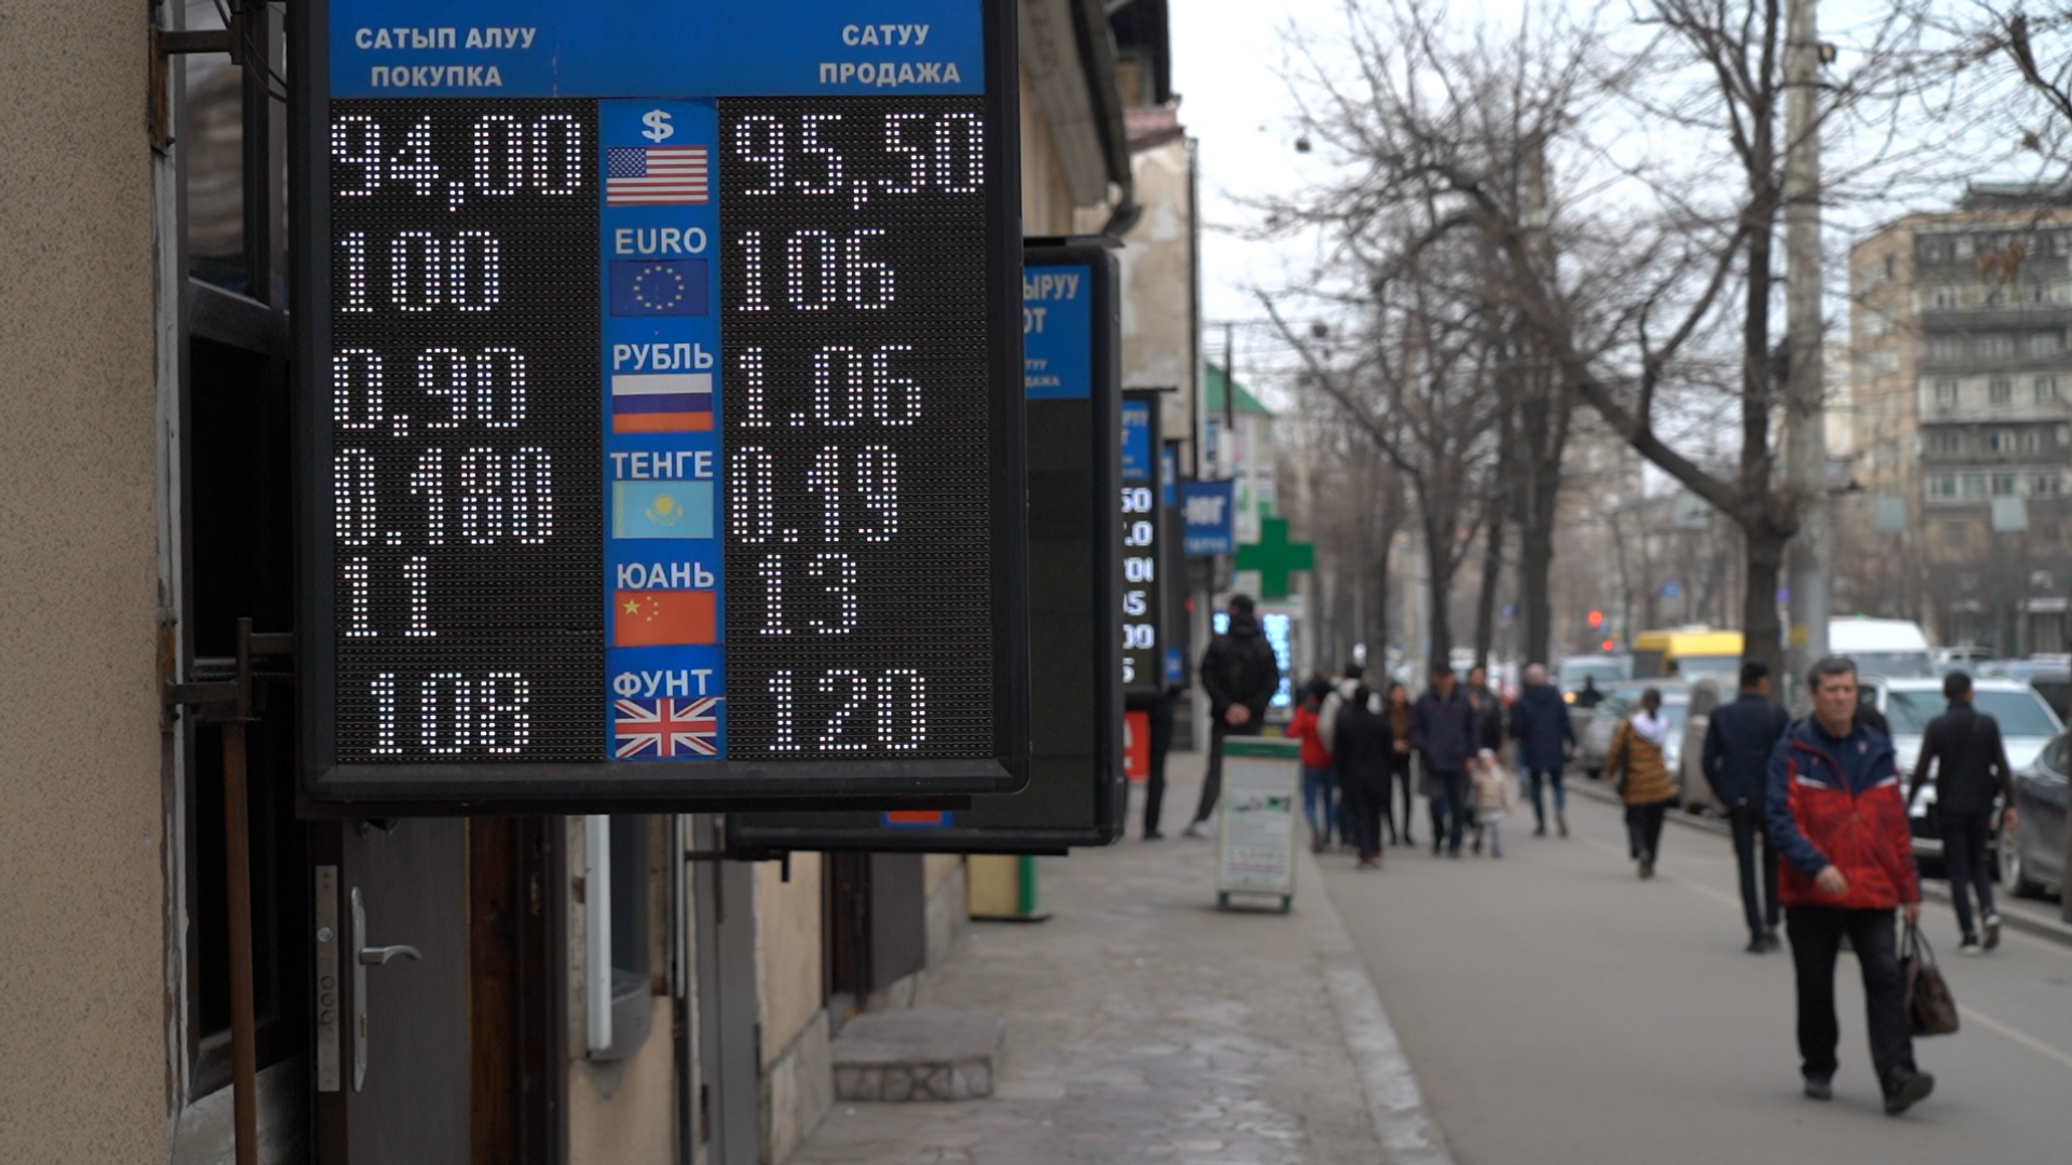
[1900,924,1960,1037]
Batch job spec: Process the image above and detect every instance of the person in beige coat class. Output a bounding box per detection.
[1606,688,1679,879]
[1469,748,1516,858]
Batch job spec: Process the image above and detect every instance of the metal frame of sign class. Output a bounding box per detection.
[726,238,1122,851]
[289,0,1031,809]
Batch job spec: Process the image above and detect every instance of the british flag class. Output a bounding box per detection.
[613,696,721,758]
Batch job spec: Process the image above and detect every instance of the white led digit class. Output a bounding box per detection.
[332,115,383,195]
[870,345,920,425]
[785,230,839,311]
[796,113,846,195]
[419,347,469,427]
[857,445,898,541]
[758,554,788,635]
[934,112,986,193]
[734,114,786,195]
[333,449,377,546]
[811,345,863,425]
[843,229,894,309]
[411,449,446,545]
[769,670,798,750]
[458,447,504,543]
[338,232,371,312]
[532,114,585,194]
[449,231,501,312]
[877,669,926,750]
[807,552,858,634]
[391,115,441,196]
[807,445,843,540]
[739,347,770,426]
[421,672,468,754]
[737,230,770,312]
[472,113,526,195]
[1125,556,1155,583]
[508,447,554,544]
[333,348,383,429]
[405,556,435,637]
[1127,520,1153,546]
[818,669,870,750]
[343,557,376,637]
[476,347,526,427]
[731,447,775,542]
[370,673,401,755]
[391,231,441,311]
[881,112,930,194]
[479,672,531,754]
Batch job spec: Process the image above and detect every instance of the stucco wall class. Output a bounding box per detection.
[756,852,824,1069]
[0,6,168,1161]
[1120,136,1194,407]
[1018,64,1075,237]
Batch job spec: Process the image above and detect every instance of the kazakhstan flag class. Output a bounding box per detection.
[614,480,714,539]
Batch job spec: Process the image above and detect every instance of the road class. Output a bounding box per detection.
[1318,779,2072,1162]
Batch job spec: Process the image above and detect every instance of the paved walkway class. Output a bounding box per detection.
[788,751,1451,1165]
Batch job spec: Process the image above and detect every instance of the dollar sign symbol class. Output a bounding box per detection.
[641,110,674,143]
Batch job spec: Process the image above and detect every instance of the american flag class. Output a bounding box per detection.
[606,146,710,206]
[613,696,720,758]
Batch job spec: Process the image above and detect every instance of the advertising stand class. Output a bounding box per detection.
[1215,736,1299,912]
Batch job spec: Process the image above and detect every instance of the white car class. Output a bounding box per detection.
[1856,676,2065,863]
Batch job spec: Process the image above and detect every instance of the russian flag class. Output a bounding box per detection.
[612,372,712,433]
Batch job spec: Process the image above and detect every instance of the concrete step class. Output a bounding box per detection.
[830,1009,1005,1102]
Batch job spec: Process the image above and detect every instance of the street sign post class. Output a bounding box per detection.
[292,0,1029,807]
[728,239,1124,852]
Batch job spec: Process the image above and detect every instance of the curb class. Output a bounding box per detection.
[1293,842,1457,1165]
[1568,774,2072,949]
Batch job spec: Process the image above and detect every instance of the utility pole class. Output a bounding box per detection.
[1783,0,1831,687]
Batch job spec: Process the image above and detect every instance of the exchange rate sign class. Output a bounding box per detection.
[294,0,1027,804]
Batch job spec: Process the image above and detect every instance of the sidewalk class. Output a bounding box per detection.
[787,751,1453,1165]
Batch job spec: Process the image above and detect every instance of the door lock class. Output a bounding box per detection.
[350,887,424,1092]
[357,944,422,966]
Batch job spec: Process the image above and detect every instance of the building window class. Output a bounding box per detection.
[2037,472,2063,496]
[1990,428,2019,453]
[1981,334,2016,359]
[2038,376,2059,401]
[2026,428,2046,454]
[1929,336,1963,360]
[1964,473,1989,497]
[1884,254,1897,280]
[1993,472,2019,496]
[1935,379,1960,405]
[1928,429,1962,455]
[2030,332,2060,358]
[1991,378,2015,403]
[1928,474,1958,499]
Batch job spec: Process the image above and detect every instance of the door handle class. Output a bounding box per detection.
[358,944,422,966]
[350,887,424,1092]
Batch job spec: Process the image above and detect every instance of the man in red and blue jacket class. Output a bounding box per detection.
[1766,657,1934,1116]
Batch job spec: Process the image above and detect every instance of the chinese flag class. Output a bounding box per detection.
[613,590,716,647]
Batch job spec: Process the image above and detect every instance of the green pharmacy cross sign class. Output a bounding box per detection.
[1234,515,1314,600]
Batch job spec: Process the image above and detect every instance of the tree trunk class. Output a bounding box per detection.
[1519,500,1556,667]
[1423,515,1456,672]
[1742,513,1788,691]
[1473,506,1504,669]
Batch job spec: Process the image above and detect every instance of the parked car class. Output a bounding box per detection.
[1978,658,2071,723]
[2002,732,2069,900]
[1578,680,1689,791]
[1678,674,1732,814]
[1830,617,1936,679]
[1557,654,1631,751]
[1935,645,1994,671]
[1631,628,1740,681]
[1856,676,2064,866]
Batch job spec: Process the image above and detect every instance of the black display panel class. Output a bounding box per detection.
[291,0,1030,808]
[729,241,1121,851]
[719,98,993,759]
[1120,390,1164,697]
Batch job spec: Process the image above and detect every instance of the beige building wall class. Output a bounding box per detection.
[1120,133,1194,408]
[0,6,168,1162]
[1019,63,1077,237]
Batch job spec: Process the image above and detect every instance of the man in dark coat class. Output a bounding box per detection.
[1333,685,1394,868]
[1702,660,1792,954]
[1508,663,1576,838]
[1183,594,1282,838]
[1410,664,1480,857]
[1908,670,2017,954]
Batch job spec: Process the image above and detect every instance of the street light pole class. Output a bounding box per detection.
[1784,0,1831,683]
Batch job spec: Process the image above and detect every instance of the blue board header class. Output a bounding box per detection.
[1022,264,1093,400]
[331,0,984,97]
[1182,480,1235,557]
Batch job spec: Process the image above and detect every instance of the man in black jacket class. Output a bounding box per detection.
[1702,660,1792,953]
[1183,595,1282,839]
[1411,665,1480,857]
[1909,671,2018,954]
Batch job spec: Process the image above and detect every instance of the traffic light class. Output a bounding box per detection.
[1587,609,1604,629]
[1602,638,1616,652]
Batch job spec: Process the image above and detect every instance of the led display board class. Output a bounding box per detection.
[729,240,1122,851]
[1120,391,1166,697]
[292,0,1028,804]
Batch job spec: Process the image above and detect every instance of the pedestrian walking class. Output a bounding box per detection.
[1183,594,1281,840]
[1508,663,1576,838]
[1317,664,1381,846]
[1469,749,1515,857]
[1333,684,1394,869]
[1606,687,1677,879]
[1384,681,1415,847]
[1410,664,1479,857]
[1701,660,1792,954]
[1139,689,1178,840]
[1289,679,1339,853]
[1574,675,1606,708]
[1768,657,1933,1115]
[1465,664,1506,754]
[1908,670,2018,955]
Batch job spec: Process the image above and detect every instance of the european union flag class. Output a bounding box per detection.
[611,259,709,317]
[614,480,714,539]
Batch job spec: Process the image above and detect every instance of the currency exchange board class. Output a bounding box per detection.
[293,0,1028,804]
